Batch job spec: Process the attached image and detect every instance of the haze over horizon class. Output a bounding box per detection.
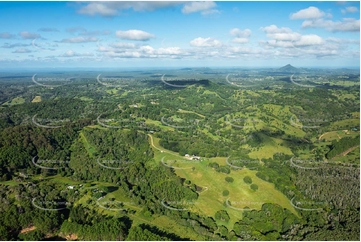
[0,1,359,69]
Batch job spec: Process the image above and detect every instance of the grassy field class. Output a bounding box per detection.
[31,96,42,103]
[201,89,225,101]
[149,134,298,230]
[328,119,359,130]
[79,129,98,158]
[71,179,205,240]
[331,80,360,87]
[247,135,293,160]
[219,104,306,138]
[146,119,177,133]
[78,96,93,101]
[177,109,206,118]
[0,180,26,186]
[2,96,27,106]
[318,129,359,141]
[11,97,26,105]
[105,88,119,94]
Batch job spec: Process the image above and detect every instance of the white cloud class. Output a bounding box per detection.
[19,31,41,39]
[232,38,249,44]
[157,47,182,55]
[124,2,184,12]
[326,37,359,44]
[300,48,339,58]
[38,28,59,32]
[230,46,261,54]
[268,32,301,41]
[98,43,185,59]
[261,25,301,41]
[182,1,218,15]
[261,40,295,48]
[116,30,155,41]
[260,25,293,34]
[12,48,32,53]
[77,2,183,16]
[230,28,251,44]
[81,30,111,36]
[201,9,220,15]
[97,42,137,53]
[260,25,324,48]
[66,27,110,36]
[290,6,359,32]
[60,50,94,57]
[230,28,251,38]
[290,6,325,20]
[78,3,117,16]
[2,43,29,48]
[302,18,360,32]
[259,24,359,59]
[0,32,15,39]
[66,27,87,33]
[109,42,137,49]
[294,34,323,46]
[190,37,222,47]
[60,37,99,43]
[341,6,359,14]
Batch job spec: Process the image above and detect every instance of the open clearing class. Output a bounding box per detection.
[31,96,42,103]
[149,134,298,230]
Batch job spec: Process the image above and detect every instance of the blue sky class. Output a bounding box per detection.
[0,1,359,69]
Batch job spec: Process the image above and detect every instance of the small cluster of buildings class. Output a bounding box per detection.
[184,154,201,160]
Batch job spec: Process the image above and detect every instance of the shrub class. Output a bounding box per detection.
[250,184,258,191]
[243,176,252,184]
[222,190,229,196]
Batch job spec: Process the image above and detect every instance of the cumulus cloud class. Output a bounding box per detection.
[2,43,29,48]
[290,6,326,19]
[77,1,183,16]
[268,32,301,41]
[19,31,41,39]
[295,35,323,46]
[97,42,185,59]
[182,1,219,15]
[78,2,117,16]
[290,6,359,32]
[109,42,137,49]
[66,27,87,33]
[261,25,300,41]
[0,32,16,39]
[260,25,324,48]
[260,25,293,34]
[66,27,110,36]
[60,36,99,43]
[115,30,155,41]
[232,38,249,44]
[38,28,59,32]
[230,28,252,44]
[341,6,359,14]
[230,28,251,37]
[258,24,358,59]
[60,50,94,57]
[190,37,222,47]
[326,37,359,44]
[12,48,32,53]
[302,18,360,32]
[81,30,111,36]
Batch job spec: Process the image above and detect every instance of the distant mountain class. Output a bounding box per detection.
[278,64,300,73]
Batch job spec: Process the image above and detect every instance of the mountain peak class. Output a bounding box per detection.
[281,64,295,68]
[279,64,299,73]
